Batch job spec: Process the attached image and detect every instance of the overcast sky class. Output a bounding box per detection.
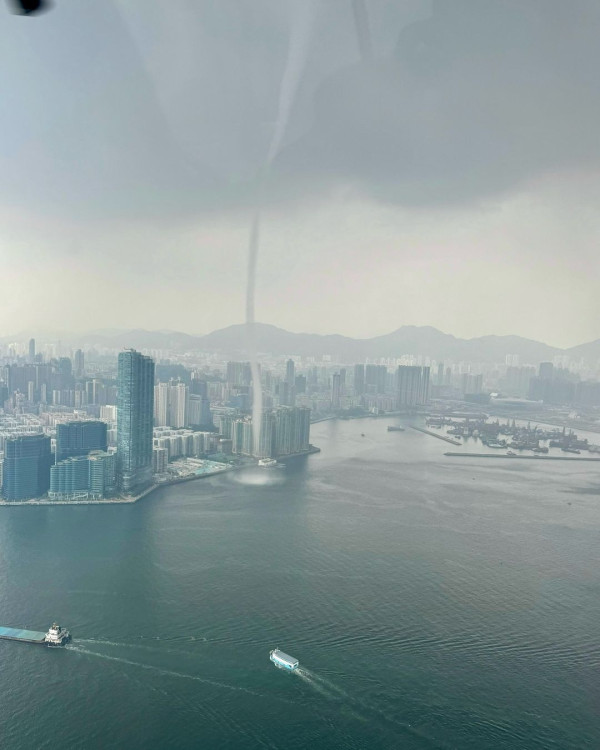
[0,0,599,347]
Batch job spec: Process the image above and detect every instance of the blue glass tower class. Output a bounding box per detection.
[2,434,52,500]
[117,350,155,493]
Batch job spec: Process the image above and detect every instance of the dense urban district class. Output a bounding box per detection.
[0,333,599,504]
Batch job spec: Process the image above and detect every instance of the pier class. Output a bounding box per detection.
[444,452,600,461]
[411,426,462,445]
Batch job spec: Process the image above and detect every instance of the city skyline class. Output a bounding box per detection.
[2,323,599,366]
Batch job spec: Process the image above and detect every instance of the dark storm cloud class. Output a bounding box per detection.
[2,1,599,219]
[273,0,600,205]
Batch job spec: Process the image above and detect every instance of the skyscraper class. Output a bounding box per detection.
[397,366,431,407]
[437,362,444,386]
[2,434,52,500]
[331,372,341,409]
[74,349,85,378]
[117,350,155,493]
[169,382,189,429]
[28,338,35,363]
[354,364,365,395]
[365,364,387,394]
[154,382,170,426]
[283,359,296,406]
[285,359,295,386]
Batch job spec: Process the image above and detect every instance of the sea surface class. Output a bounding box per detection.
[1,417,600,749]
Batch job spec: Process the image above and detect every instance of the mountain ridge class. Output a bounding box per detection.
[17,323,598,363]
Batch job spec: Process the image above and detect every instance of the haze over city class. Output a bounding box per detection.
[1,1,599,346]
[2,2,600,749]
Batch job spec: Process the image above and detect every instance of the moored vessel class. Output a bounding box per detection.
[270,648,299,670]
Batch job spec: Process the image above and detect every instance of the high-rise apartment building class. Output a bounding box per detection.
[226,361,252,387]
[49,451,116,500]
[437,362,444,386]
[154,382,170,426]
[274,406,310,457]
[295,374,306,394]
[188,394,213,429]
[56,420,108,462]
[74,349,85,378]
[154,381,190,428]
[331,373,341,409]
[231,406,310,459]
[117,350,155,493]
[354,364,365,395]
[169,382,189,429]
[365,364,387,394]
[397,366,430,407]
[2,434,52,500]
[285,359,295,386]
[282,359,296,406]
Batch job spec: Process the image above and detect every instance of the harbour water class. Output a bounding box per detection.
[1,417,600,748]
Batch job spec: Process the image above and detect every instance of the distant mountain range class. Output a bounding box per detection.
[25,323,600,364]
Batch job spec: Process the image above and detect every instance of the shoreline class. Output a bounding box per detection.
[0,468,231,507]
[0,448,321,507]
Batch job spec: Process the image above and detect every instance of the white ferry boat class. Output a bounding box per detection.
[258,458,281,468]
[44,623,71,647]
[270,648,299,671]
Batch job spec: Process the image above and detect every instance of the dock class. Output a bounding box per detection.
[411,426,462,445]
[0,625,46,644]
[444,452,600,461]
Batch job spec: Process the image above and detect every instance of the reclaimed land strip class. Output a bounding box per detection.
[444,452,600,461]
[411,426,462,446]
[0,468,232,507]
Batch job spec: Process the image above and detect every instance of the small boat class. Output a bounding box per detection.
[360,433,365,437]
[258,458,280,468]
[270,648,299,671]
[44,623,71,647]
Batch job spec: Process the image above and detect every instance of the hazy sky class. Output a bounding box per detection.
[0,0,599,347]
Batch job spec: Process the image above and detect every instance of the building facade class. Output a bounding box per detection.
[56,420,108,462]
[49,451,116,501]
[2,434,52,500]
[117,350,155,493]
[396,366,431,407]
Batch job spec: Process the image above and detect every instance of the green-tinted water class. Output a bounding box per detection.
[1,418,599,749]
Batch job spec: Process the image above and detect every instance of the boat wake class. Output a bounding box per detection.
[294,668,430,739]
[293,668,370,723]
[294,668,350,701]
[66,644,267,700]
